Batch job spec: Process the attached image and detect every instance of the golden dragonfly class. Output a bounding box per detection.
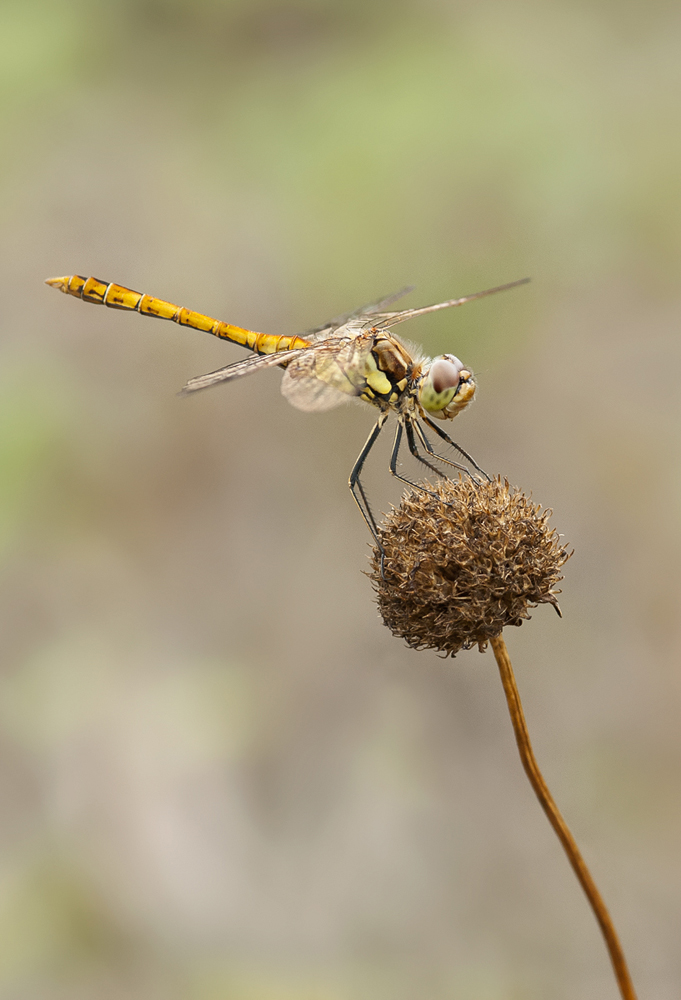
[46,273,528,549]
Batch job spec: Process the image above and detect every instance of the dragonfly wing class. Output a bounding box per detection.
[280,370,351,412]
[370,278,531,331]
[280,336,374,413]
[182,330,378,413]
[302,286,415,340]
[181,347,303,394]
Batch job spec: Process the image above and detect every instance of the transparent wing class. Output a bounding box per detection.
[280,334,375,413]
[302,286,415,341]
[180,347,304,394]
[181,331,376,411]
[280,371,352,412]
[367,278,530,332]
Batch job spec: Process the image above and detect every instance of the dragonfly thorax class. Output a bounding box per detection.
[358,334,413,408]
[418,354,476,420]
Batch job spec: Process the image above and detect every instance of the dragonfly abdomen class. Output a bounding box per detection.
[45,275,309,356]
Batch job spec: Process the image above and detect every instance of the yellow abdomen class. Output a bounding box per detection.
[45,275,310,356]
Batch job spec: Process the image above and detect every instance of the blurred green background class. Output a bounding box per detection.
[1,0,680,997]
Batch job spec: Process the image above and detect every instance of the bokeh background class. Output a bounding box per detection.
[1,1,680,997]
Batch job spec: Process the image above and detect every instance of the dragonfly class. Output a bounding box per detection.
[46,273,528,550]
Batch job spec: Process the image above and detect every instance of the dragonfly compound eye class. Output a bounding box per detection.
[420,356,472,415]
[431,356,463,393]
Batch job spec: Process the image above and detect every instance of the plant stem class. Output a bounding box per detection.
[489,633,637,1000]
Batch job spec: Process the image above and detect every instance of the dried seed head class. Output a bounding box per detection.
[369,477,570,657]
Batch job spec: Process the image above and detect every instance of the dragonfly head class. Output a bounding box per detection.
[418,355,476,419]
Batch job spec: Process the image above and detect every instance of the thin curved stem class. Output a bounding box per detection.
[490,634,637,1000]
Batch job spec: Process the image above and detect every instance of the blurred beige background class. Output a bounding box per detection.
[1,1,680,997]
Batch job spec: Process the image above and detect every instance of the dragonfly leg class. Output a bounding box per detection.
[420,416,491,481]
[387,419,441,498]
[412,420,469,477]
[404,419,448,481]
[349,413,389,558]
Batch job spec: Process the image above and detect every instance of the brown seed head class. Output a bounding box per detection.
[369,477,570,656]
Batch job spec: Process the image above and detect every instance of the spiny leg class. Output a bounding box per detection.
[349,413,389,552]
[411,419,469,477]
[421,415,491,481]
[388,420,441,498]
[403,421,487,521]
[403,418,450,482]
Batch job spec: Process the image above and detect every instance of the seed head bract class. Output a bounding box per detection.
[370,477,570,656]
